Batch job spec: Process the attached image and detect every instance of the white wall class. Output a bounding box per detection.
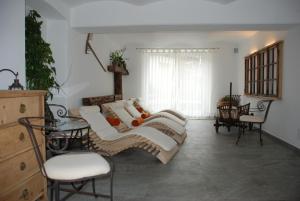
[44,31,239,112]
[107,32,239,115]
[237,27,300,149]
[0,0,25,89]
[43,19,69,106]
[41,29,240,112]
[64,31,120,108]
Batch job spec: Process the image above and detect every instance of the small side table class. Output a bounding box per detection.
[45,116,91,153]
[22,116,91,155]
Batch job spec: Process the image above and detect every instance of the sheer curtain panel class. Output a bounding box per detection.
[140,49,214,118]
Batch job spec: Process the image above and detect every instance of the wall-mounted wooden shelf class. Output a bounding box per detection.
[107,65,129,75]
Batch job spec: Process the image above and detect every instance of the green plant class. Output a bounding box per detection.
[222,95,231,101]
[110,48,127,67]
[219,95,240,106]
[25,10,59,100]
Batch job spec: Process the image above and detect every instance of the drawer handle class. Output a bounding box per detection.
[20,162,26,171]
[19,104,26,113]
[20,189,29,200]
[19,132,25,141]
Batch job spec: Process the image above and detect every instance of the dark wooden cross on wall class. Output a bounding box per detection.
[85,33,129,99]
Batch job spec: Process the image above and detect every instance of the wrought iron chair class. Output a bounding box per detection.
[236,100,273,145]
[18,117,114,201]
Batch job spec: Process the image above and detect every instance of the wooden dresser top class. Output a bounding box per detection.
[0,90,46,98]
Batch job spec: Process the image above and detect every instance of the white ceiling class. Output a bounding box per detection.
[105,31,259,44]
[203,0,236,5]
[27,0,299,34]
[61,0,237,7]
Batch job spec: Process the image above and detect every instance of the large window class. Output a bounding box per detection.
[140,49,214,118]
[244,41,283,98]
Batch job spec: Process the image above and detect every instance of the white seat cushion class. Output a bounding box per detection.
[80,106,100,113]
[80,107,112,131]
[98,127,121,140]
[125,127,177,151]
[44,152,110,180]
[240,115,264,123]
[156,112,186,126]
[111,100,126,108]
[79,106,120,140]
[146,117,185,134]
[125,103,142,118]
[111,107,135,128]
[79,105,177,152]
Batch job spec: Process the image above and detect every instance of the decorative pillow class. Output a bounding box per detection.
[131,117,144,127]
[132,101,144,113]
[136,106,144,113]
[105,107,129,132]
[106,116,121,126]
[141,112,151,119]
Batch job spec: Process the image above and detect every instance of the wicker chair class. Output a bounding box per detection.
[215,103,250,133]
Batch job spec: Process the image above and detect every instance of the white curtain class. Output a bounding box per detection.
[140,49,214,118]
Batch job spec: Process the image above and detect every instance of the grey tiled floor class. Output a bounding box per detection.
[63,120,300,201]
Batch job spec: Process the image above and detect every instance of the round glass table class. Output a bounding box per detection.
[24,116,91,153]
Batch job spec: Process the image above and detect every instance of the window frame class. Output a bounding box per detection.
[244,41,283,99]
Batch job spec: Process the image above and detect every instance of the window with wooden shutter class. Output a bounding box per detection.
[244,41,283,99]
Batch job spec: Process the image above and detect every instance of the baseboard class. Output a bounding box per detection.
[263,130,300,155]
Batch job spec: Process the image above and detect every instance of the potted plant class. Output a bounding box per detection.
[25,10,60,120]
[25,10,60,99]
[110,48,126,67]
[218,95,240,107]
[108,48,129,75]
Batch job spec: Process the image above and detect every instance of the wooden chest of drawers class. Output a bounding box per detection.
[0,90,47,201]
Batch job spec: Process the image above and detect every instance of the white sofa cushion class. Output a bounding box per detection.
[44,152,110,180]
